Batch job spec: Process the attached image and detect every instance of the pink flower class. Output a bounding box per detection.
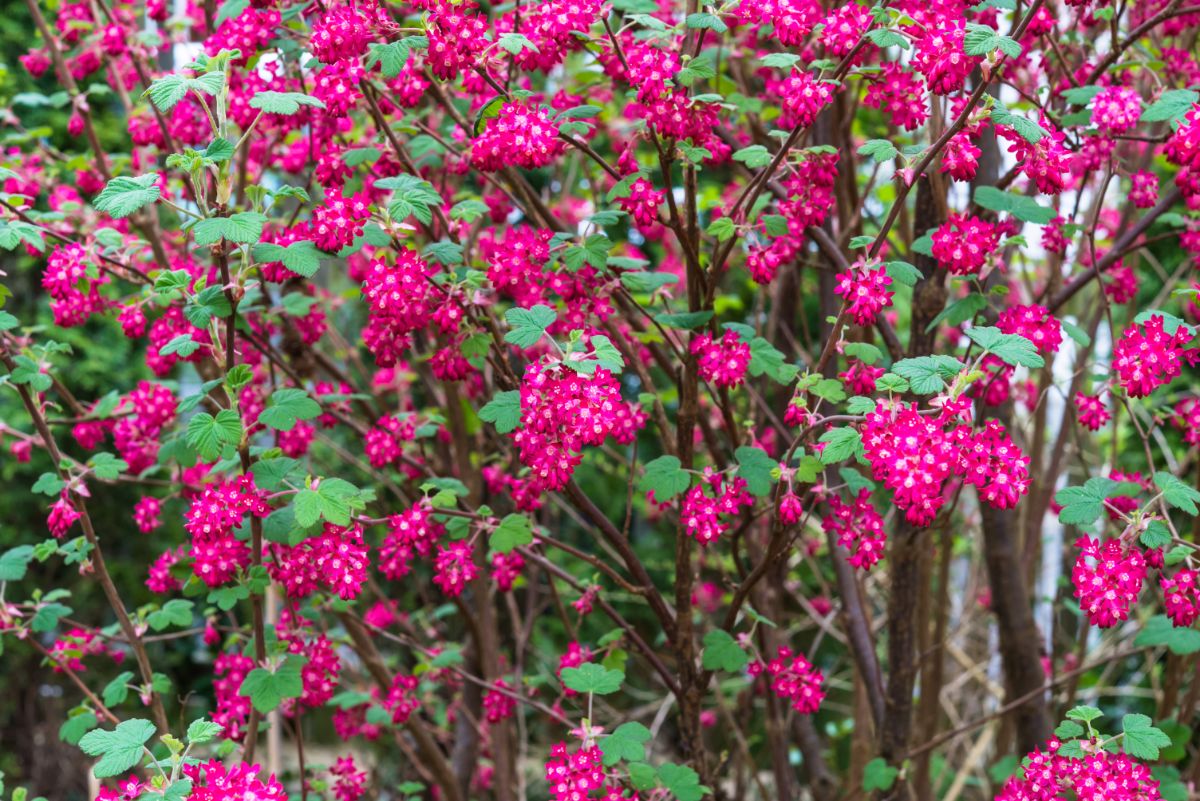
[471,102,566,172]
[432,540,478,596]
[834,259,894,326]
[133,496,162,533]
[1072,537,1147,628]
[691,330,751,388]
[931,214,998,275]
[750,646,825,714]
[997,304,1062,354]
[1112,315,1193,397]
[823,489,887,570]
[1075,392,1111,431]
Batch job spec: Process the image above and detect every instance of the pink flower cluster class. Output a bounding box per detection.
[330,756,368,801]
[511,361,641,493]
[1071,537,1148,628]
[471,103,566,172]
[181,760,287,801]
[184,476,269,587]
[1112,315,1194,398]
[681,473,754,545]
[432,540,478,596]
[42,243,109,327]
[822,489,886,570]
[997,304,1062,354]
[380,501,445,579]
[1161,568,1200,627]
[691,331,751,388]
[544,741,628,801]
[749,646,825,715]
[269,522,369,600]
[360,250,439,366]
[1075,392,1111,431]
[996,741,1161,801]
[834,259,894,326]
[310,190,370,253]
[931,214,999,275]
[860,401,1031,526]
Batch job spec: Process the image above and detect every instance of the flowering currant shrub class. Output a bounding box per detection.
[4,0,1200,798]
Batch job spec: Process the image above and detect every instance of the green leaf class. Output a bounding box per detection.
[249,91,326,115]
[600,722,653,766]
[674,50,717,86]
[186,718,223,745]
[497,32,539,54]
[1062,319,1091,347]
[733,145,772,169]
[760,52,802,69]
[479,391,522,434]
[639,455,691,501]
[735,446,777,497]
[1062,85,1103,105]
[685,11,728,32]
[844,342,883,364]
[258,388,321,432]
[252,240,323,278]
[365,41,413,78]
[94,175,161,219]
[820,427,864,465]
[655,310,714,329]
[292,478,368,528]
[32,602,72,633]
[250,457,302,492]
[1141,89,1199,124]
[892,355,965,394]
[707,217,736,241]
[1122,714,1172,760]
[0,545,35,581]
[239,655,307,713]
[0,310,19,331]
[504,305,557,348]
[60,711,98,745]
[184,286,233,328]
[1056,477,1135,526]
[966,326,1045,368]
[621,271,678,293]
[924,293,988,333]
[193,212,266,246]
[32,472,63,496]
[863,758,899,791]
[701,629,749,672]
[886,260,922,286]
[1134,615,1200,654]
[858,139,898,162]
[491,514,533,554]
[378,174,443,226]
[1066,705,1103,723]
[563,234,612,272]
[657,763,709,801]
[203,137,236,163]
[865,28,909,48]
[1154,472,1200,515]
[102,672,134,706]
[560,663,624,695]
[450,199,489,222]
[991,102,1047,144]
[78,719,156,778]
[1142,520,1172,549]
[148,599,194,631]
[186,409,243,461]
[1055,720,1085,739]
[589,335,625,373]
[974,186,1055,224]
[748,337,799,384]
